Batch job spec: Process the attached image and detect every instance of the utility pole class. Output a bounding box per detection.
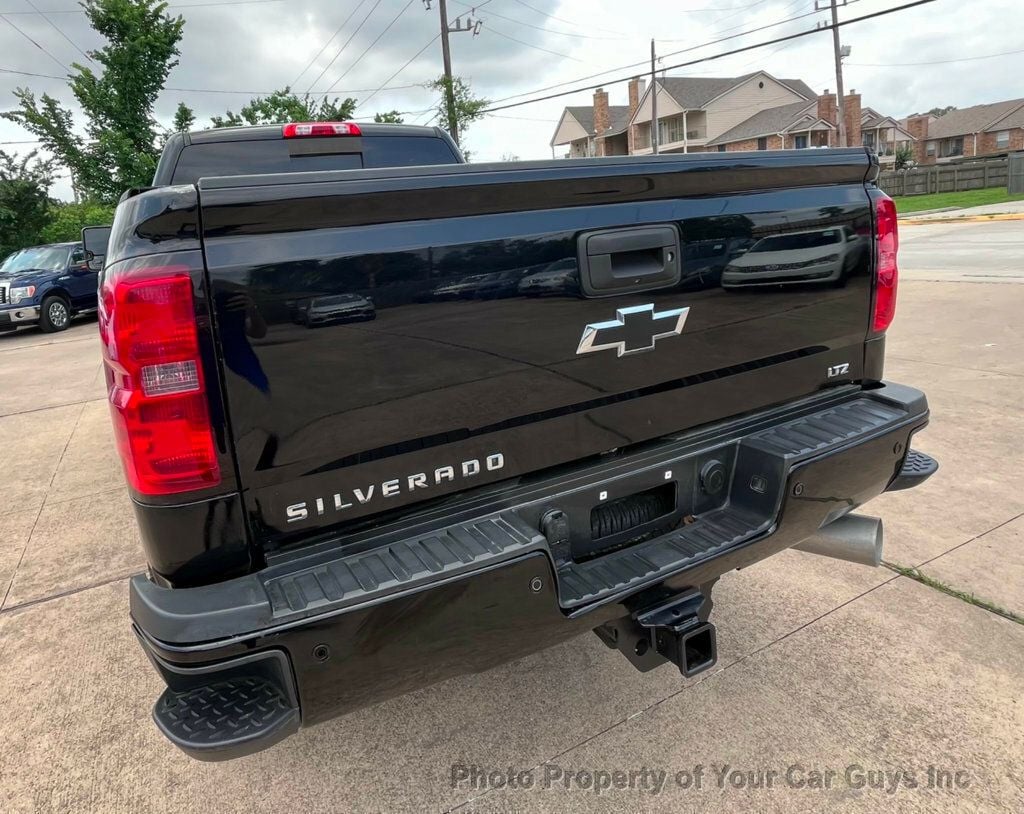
[650,39,659,154]
[427,0,479,146]
[818,0,848,147]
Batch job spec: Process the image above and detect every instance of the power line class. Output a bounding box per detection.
[484,4,830,107]
[169,83,423,95]
[355,32,438,110]
[0,13,69,73]
[0,0,284,11]
[490,112,559,122]
[0,65,425,96]
[500,0,781,43]
[19,0,93,64]
[324,0,418,93]
[484,21,586,62]
[0,65,62,79]
[292,0,370,88]
[481,0,937,113]
[500,0,667,38]
[848,47,1024,67]
[306,0,386,93]
[450,0,628,40]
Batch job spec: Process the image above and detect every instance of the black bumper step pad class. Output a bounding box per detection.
[887,449,938,492]
[746,399,905,459]
[558,507,770,607]
[263,514,545,617]
[153,676,299,761]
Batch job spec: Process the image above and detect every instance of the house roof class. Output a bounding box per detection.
[861,114,915,142]
[707,100,818,145]
[565,104,631,137]
[657,72,815,111]
[924,99,1024,138]
[986,102,1024,131]
[659,76,743,109]
[861,113,890,129]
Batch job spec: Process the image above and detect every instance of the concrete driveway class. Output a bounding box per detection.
[1,224,1022,812]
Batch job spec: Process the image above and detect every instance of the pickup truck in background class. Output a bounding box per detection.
[97,121,937,761]
[0,241,98,333]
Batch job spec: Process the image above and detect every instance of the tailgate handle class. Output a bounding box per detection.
[577,225,681,297]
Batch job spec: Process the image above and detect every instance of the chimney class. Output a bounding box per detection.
[843,89,862,147]
[593,87,609,156]
[905,114,932,164]
[622,77,638,118]
[627,77,645,154]
[817,89,837,129]
[593,87,609,136]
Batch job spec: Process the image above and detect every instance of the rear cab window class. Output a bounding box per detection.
[169,135,461,185]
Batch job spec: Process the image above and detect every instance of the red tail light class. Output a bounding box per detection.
[873,194,899,332]
[99,264,220,495]
[282,121,362,138]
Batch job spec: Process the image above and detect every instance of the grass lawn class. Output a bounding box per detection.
[893,187,1024,214]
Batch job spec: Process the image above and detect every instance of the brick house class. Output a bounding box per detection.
[549,92,630,157]
[859,107,916,164]
[552,73,907,160]
[706,96,838,152]
[902,98,1024,164]
[628,71,818,153]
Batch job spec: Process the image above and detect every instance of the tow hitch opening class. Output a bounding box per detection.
[594,583,719,678]
[661,623,718,677]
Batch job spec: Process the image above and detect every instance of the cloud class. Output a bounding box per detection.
[0,0,1018,198]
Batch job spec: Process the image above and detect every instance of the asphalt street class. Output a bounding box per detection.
[900,219,1024,283]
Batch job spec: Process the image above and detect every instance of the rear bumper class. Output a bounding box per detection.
[132,381,933,760]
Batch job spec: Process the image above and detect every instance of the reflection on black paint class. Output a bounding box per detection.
[722,226,869,289]
[199,159,878,542]
[215,283,270,393]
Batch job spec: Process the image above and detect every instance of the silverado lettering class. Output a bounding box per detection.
[286,453,506,522]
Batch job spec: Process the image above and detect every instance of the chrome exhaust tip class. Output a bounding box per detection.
[793,514,883,567]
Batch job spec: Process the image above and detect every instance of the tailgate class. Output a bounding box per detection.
[198,150,877,547]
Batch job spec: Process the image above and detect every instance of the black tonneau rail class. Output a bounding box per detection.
[198,146,876,191]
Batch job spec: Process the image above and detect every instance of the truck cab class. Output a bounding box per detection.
[0,241,99,333]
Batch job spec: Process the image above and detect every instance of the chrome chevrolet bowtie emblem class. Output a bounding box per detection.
[576,303,690,357]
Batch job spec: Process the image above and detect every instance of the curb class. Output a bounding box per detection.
[899,213,1024,226]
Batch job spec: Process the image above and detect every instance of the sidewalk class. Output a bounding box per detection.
[900,200,1024,224]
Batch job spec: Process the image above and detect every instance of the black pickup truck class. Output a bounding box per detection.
[98,121,937,761]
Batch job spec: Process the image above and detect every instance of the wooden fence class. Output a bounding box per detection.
[1009,154,1024,194]
[877,157,1009,197]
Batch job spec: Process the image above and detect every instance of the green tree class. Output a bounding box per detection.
[3,0,185,204]
[0,151,55,258]
[211,88,357,128]
[425,75,489,146]
[894,142,914,171]
[373,110,405,124]
[172,102,196,133]
[40,200,117,244]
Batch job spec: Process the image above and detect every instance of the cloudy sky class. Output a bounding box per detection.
[0,0,1020,199]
